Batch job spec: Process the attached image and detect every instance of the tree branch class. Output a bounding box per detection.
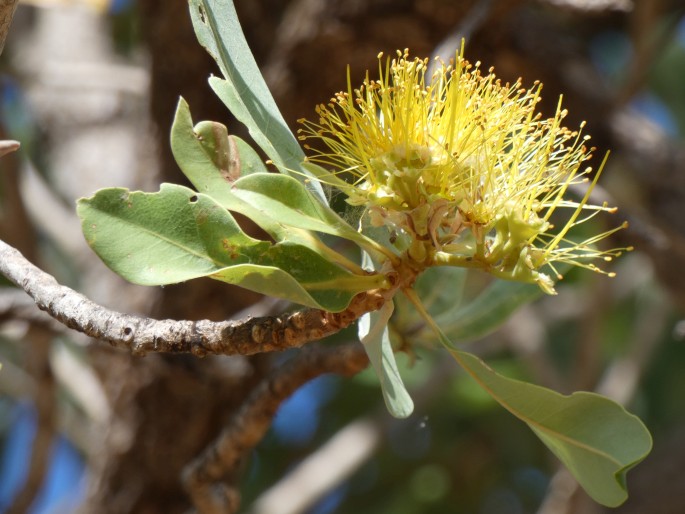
[247,355,458,514]
[183,341,370,514]
[6,326,57,514]
[0,0,18,55]
[0,238,385,357]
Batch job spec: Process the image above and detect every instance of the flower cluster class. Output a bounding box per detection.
[298,49,628,293]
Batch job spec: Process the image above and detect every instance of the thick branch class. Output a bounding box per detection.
[183,342,369,514]
[0,239,385,356]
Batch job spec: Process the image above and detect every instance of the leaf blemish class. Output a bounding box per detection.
[189,195,198,203]
[222,239,240,260]
[222,132,241,183]
[196,212,208,225]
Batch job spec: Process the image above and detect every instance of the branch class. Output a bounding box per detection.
[0,0,18,55]
[0,238,385,356]
[248,356,459,514]
[541,0,632,12]
[183,342,370,514]
[248,416,381,514]
[6,326,57,514]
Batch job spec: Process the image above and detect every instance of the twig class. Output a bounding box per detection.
[182,342,370,514]
[248,355,458,514]
[542,0,632,12]
[248,416,381,514]
[0,238,386,357]
[429,0,494,76]
[617,1,684,106]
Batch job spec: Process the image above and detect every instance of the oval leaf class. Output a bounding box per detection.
[79,183,257,284]
[209,263,353,312]
[447,347,652,507]
[77,184,384,311]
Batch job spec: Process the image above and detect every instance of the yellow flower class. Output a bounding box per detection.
[298,49,628,294]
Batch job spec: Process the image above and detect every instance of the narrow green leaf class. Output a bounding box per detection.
[301,160,356,192]
[413,267,468,316]
[187,0,326,203]
[229,173,353,237]
[394,271,538,347]
[434,278,541,342]
[229,173,391,262]
[445,344,651,507]
[358,303,414,419]
[77,184,383,311]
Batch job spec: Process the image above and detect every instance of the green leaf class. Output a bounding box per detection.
[229,173,354,238]
[405,287,651,506]
[77,184,384,311]
[444,343,652,507]
[358,302,414,419]
[170,97,279,232]
[171,97,266,192]
[413,267,468,316]
[187,0,326,204]
[228,173,391,263]
[170,99,366,273]
[393,267,466,342]
[394,271,539,347]
[434,278,541,342]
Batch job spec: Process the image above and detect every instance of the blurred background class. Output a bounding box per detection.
[1,0,685,513]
